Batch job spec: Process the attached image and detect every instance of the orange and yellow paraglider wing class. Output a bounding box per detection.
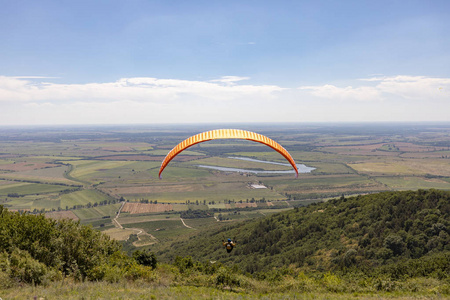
[158,132,212,179]
[240,130,299,178]
[158,129,298,179]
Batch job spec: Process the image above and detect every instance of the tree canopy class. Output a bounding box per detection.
[163,189,450,278]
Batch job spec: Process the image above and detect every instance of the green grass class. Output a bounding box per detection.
[123,219,193,240]
[32,197,61,210]
[377,176,450,190]
[208,203,227,209]
[0,182,73,196]
[92,161,161,180]
[86,218,115,230]
[182,217,218,228]
[3,196,35,210]
[157,166,211,180]
[118,213,180,225]
[0,181,30,193]
[228,151,367,164]
[66,160,135,182]
[2,279,448,300]
[187,204,209,210]
[171,204,190,211]
[289,199,323,207]
[264,175,380,192]
[146,149,204,156]
[307,162,354,174]
[0,165,73,184]
[60,189,113,209]
[182,157,292,171]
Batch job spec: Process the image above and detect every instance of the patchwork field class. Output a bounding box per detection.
[112,176,287,202]
[1,124,449,247]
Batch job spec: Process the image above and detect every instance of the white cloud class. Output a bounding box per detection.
[298,75,450,102]
[209,76,250,84]
[373,75,450,101]
[0,76,283,104]
[299,84,380,101]
[0,75,448,125]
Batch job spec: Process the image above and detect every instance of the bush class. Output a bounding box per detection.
[320,272,344,292]
[133,250,157,269]
[0,206,122,282]
[125,263,158,282]
[214,267,241,287]
[8,248,60,285]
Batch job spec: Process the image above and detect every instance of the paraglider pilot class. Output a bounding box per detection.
[223,238,236,253]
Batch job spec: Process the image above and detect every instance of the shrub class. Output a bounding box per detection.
[133,250,157,269]
[9,248,57,285]
[214,267,241,287]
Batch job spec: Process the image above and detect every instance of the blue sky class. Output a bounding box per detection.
[1,0,449,125]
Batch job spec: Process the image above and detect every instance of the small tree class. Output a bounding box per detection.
[133,250,157,269]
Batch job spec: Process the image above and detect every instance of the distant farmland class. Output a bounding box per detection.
[122,203,173,214]
[0,123,449,245]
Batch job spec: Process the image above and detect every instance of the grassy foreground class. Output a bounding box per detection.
[1,278,448,300]
[1,259,449,300]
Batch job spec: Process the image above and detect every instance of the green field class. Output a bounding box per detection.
[3,196,35,210]
[123,181,285,202]
[264,175,383,195]
[123,219,193,241]
[182,156,292,171]
[0,182,73,196]
[60,189,113,209]
[66,160,135,183]
[377,176,450,190]
[87,218,115,230]
[146,149,204,156]
[182,217,219,228]
[118,213,180,224]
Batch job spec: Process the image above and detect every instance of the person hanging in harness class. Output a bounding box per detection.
[223,238,236,253]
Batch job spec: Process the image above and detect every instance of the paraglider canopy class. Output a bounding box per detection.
[158,129,299,179]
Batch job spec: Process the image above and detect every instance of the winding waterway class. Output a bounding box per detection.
[196,156,315,175]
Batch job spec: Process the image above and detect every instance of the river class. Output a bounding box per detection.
[196,156,315,175]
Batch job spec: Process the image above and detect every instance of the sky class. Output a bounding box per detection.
[0,0,449,125]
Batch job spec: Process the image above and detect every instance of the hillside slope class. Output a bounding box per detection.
[161,189,449,276]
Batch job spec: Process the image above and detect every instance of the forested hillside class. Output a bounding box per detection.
[163,189,449,278]
[1,189,449,297]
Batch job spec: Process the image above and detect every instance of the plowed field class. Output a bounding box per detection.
[122,203,173,214]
